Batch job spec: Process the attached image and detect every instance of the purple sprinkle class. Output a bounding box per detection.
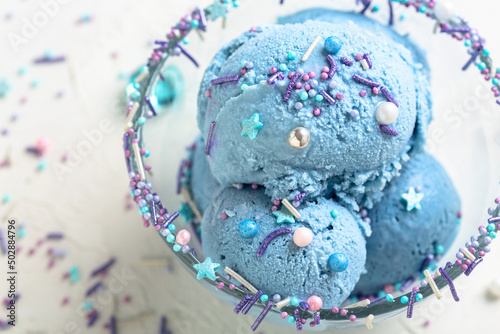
[163,212,179,228]
[380,86,399,107]
[242,290,263,315]
[46,232,64,240]
[420,254,434,271]
[151,201,158,225]
[440,26,471,33]
[388,0,394,25]
[488,216,500,223]
[91,258,116,277]
[464,257,483,276]
[175,43,199,67]
[380,124,398,136]
[85,281,103,297]
[153,193,164,211]
[155,40,167,45]
[326,55,337,78]
[87,310,99,327]
[110,316,117,334]
[196,6,207,31]
[176,160,185,194]
[314,313,320,325]
[462,47,482,71]
[0,229,6,254]
[210,75,240,86]
[251,301,273,331]
[123,133,131,173]
[360,0,371,14]
[352,74,379,87]
[319,90,335,105]
[294,309,302,331]
[406,290,416,318]
[299,301,309,312]
[256,228,292,257]
[280,0,284,4]
[368,296,385,306]
[400,276,415,292]
[283,72,301,103]
[363,53,373,68]
[267,71,284,85]
[190,247,197,257]
[497,99,500,106]
[294,192,306,202]
[144,96,157,116]
[26,146,43,156]
[445,261,453,270]
[159,72,166,81]
[34,56,66,64]
[205,121,216,155]
[340,57,354,66]
[439,267,459,301]
[160,315,167,333]
[174,24,191,31]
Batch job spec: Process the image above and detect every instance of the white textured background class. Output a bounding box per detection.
[1,0,500,333]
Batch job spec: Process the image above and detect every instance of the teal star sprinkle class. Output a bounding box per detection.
[193,257,220,281]
[241,113,263,140]
[401,187,424,211]
[272,209,295,224]
[179,202,192,222]
[206,0,229,21]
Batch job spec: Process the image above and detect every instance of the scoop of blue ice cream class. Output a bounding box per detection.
[201,186,370,308]
[352,152,461,296]
[197,18,431,207]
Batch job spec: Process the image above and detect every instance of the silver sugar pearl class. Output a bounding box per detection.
[288,127,310,149]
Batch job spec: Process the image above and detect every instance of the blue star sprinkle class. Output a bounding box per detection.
[193,257,220,281]
[241,113,263,140]
[206,0,228,21]
[272,209,295,224]
[401,187,424,211]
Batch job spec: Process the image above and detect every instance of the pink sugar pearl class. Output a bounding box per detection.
[302,74,310,82]
[340,309,348,316]
[175,229,191,246]
[306,295,323,312]
[205,89,211,98]
[36,137,50,151]
[220,212,228,220]
[304,84,311,91]
[331,307,339,313]
[313,108,321,116]
[355,54,362,61]
[270,67,278,74]
[293,227,313,247]
[295,82,302,89]
[322,66,329,73]
[336,93,343,100]
[308,71,315,79]
[320,72,328,81]
[359,90,367,97]
[281,312,288,319]
[372,87,380,95]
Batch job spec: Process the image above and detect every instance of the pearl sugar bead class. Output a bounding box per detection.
[375,102,399,125]
[288,127,310,149]
[293,227,313,247]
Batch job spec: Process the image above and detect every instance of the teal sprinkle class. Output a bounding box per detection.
[18,66,27,75]
[394,282,402,291]
[400,13,406,21]
[493,78,499,86]
[141,206,149,214]
[287,52,296,60]
[372,5,380,12]
[182,37,189,45]
[415,293,423,301]
[489,231,497,239]
[82,301,92,311]
[145,151,150,158]
[168,224,176,232]
[287,316,295,324]
[69,273,80,283]
[300,91,308,101]
[487,223,495,231]
[478,62,487,71]
[241,84,249,91]
[497,68,500,74]
[2,193,12,203]
[133,82,141,90]
[18,229,26,239]
[279,64,287,71]
[464,40,472,47]
[260,294,269,302]
[483,49,490,56]
[69,266,79,274]
[233,2,239,7]
[166,234,175,243]
[191,19,199,27]
[435,244,444,255]
[385,294,394,302]
[419,6,427,13]
[315,94,324,102]
[37,160,47,171]
[456,218,462,225]
[130,91,141,99]
[330,209,339,218]
[137,117,146,125]
[31,79,40,88]
[241,60,247,67]
[173,244,181,252]
[290,297,300,306]
[400,296,409,304]
[377,290,385,298]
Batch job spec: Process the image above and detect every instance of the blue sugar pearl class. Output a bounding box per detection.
[300,91,308,101]
[166,234,175,243]
[168,224,176,232]
[295,102,303,110]
[328,252,349,272]
[400,296,409,304]
[173,244,181,252]
[260,294,269,302]
[279,64,287,71]
[415,293,423,301]
[287,316,295,324]
[435,244,444,255]
[324,36,343,54]
[493,78,499,86]
[290,297,300,306]
[288,51,296,60]
[273,294,282,302]
[238,219,258,238]
[315,94,324,102]
[330,209,339,218]
[191,19,199,27]
[385,294,394,302]
[137,117,146,125]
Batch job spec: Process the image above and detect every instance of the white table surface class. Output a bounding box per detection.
[1,0,500,333]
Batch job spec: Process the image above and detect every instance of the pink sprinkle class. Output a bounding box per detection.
[143,221,150,228]
[229,284,235,290]
[478,251,486,257]
[217,282,224,289]
[301,319,307,325]
[320,73,328,81]
[359,90,367,97]
[469,247,476,254]
[372,87,380,95]
[270,67,278,74]
[144,165,152,171]
[124,150,131,158]
[154,225,161,231]
[127,128,135,135]
[310,322,315,327]
[273,198,280,205]
[331,307,339,313]
[62,297,69,305]
[461,264,468,271]
[132,138,139,144]
[158,216,165,223]
[281,312,288,319]
[240,68,247,75]
[271,206,278,211]
[457,211,462,218]
[464,259,472,266]
[340,309,348,316]
[322,66,329,73]
[304,84,311,91]
[250,27,258,32]
[139,149,146,155]
[295,82,302,89]
[384,284,395,294]
[220,212,228,220]
[251,183,259,190]
[205,89,211,98]
[313,108,321,116]
[308,71,315,79]
[288,72,294,79]
[302,74,310,82]
[455,260,462,266]
[159,209,166,215]
[336,93,343,100]
[355,54,362,61]
[349,315,356,322]
[412,286,419,292]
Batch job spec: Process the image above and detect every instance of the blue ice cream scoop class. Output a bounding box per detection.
[197,17,431,209]
[352,152,461,296]
[200,186,370,308]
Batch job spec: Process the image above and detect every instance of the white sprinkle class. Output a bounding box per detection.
[461,247,476,261]
[132,142,146,181]
[302,36,322,62]
[366,314,374,330]
[345,298,370,309]
[424,269,442,300]
[225,210,236,217]
[134,69,150,83]
[181,187,203,222]
[361,59,370,70]
[281,199,301,219]
[224,267,258,294]
[275,297,291,309]
[124,102,140,131]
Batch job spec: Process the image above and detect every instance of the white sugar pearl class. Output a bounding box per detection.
[375,102,399,125]
[288,127,310,149]
[434,1,454,22]
[487,278,500,299]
